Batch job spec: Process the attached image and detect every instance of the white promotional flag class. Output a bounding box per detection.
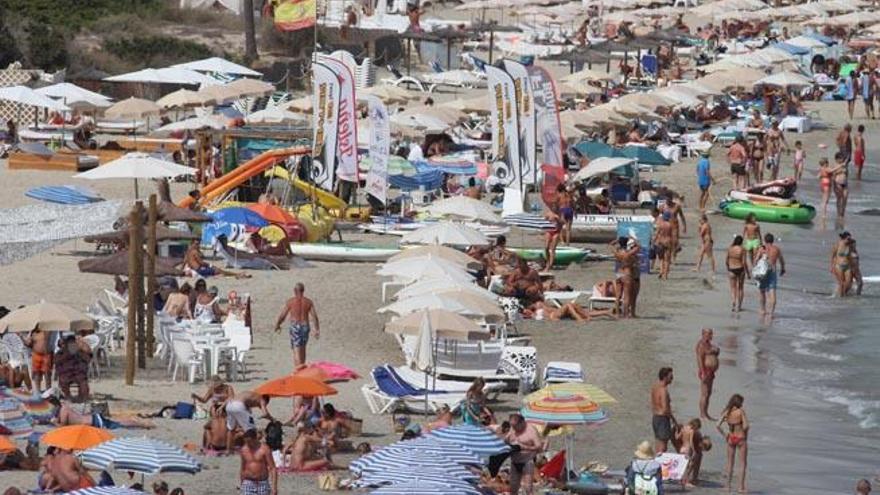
[364,95,390,204]
[316,56,359,183]
[527,65,564,169]
[485,65,522,194]
[502,59,537,186]
[311,62,340,192]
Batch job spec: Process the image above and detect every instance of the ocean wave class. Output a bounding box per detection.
[791,341,844,362]
[797,330,848,343]
[825,395,880,430]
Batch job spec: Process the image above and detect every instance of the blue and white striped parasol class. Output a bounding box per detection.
[353,468,478,489]
[350,449,478,480]
[502,213,556,231]
[380,437,483,465]
[427,424,511,460]
[62,487,145,495]
[370,481,482,495]
[80,437,201,475]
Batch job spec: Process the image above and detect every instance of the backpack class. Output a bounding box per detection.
[752,254,770,281]
[172,402,195,420]
[265,420,284,451]
[633,470,659,495]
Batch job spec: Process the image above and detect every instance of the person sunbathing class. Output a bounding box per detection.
[51,399,153,429]
[184,240,250,279]
[504,258,543,303]
[317,404,351,453]
[283,424,337,471]
[246,232,292,257]
[525,301,617,322]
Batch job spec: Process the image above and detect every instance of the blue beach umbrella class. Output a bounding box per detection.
[620,145,671,166]
[380,437,483,466]
[427,424,510,460]
[350,449,478,479]
[370,481,482,495]
[573,140,621,160]
[353,468,479,488]
[80,437,201,475]
[209,207,269,227]
[63,488,146,495]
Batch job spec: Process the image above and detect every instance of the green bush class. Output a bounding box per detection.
[104,35,215,67]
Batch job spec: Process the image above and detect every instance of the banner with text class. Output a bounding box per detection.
[503,59,537,186]
[364,95,390,204]
[311,62,340,192]
[316,56,359,184]
[485,64,522,193]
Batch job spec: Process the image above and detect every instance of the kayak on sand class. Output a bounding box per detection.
[719,200,816,224]
[511,247,590,265]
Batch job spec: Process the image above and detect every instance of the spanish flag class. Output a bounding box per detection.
[274,0,317,31]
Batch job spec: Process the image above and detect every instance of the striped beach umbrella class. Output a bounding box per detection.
[525,383,617,405]
[381,437,483,465]
[353,468,478,489]
[370,481,482,495]
[81,437,201,475]
[63,488,146,495]
[427,424,511,460]
[521,394,608,425]
[350,449,477,480]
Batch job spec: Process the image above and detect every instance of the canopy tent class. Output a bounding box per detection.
[172,56,261,76]
[104,67,216,86]
[571,157,636,182]
[0,86,71,112]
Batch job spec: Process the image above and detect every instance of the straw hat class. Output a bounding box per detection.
[634,440,656,460]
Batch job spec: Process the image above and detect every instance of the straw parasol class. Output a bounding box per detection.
[439,96,491,114]
[359,85,418,104]
[254,375,338,397]
[561,67,617,84]
[157,201,211,222]
[0,302,94,333]
[104,97,161,120]
[156,89,216,109]
[84,224,198,244]
[224,78,275,98]
[40,425,114,450]
[78,250,183,277]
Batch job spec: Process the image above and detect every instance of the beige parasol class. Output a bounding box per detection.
[0,302,94,333]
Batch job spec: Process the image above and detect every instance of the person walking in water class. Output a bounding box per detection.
[651,367,677,454]
[755,233,785,321]
[694,214,715,274]
[274,283,320,368]
[716,394,749,494]
[831,231,855,297]
[695,328,720,420]
[742,214,762,267]
[853,124,866,181]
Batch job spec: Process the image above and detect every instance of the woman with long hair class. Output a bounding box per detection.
[716,394,749,493]
[726,235,750,312]
[463,377,488,425]
[830,232,854,297]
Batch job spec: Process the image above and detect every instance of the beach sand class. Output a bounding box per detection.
[1,102,877,494]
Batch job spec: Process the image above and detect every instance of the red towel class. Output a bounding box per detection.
[540,450,566,480]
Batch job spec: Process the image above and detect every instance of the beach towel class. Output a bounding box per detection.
[540,450,566,480]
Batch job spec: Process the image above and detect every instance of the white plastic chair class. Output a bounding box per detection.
[0,333,31,380]
[171,338,205,384]
[82,334,102,379]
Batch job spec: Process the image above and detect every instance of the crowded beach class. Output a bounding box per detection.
[1,0,879,494]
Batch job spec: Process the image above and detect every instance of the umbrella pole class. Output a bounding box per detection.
[135,202,147,370]
[146,195,158,357]
[125,202,143,385]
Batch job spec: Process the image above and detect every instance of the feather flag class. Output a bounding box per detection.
[275,0,317,31]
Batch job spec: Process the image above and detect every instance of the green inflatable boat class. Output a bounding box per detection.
[511,247,590,265]
[719,199,816,224]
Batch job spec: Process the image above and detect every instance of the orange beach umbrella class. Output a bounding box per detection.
[254,375,338,398]
[247,203,297,225]
[40,425,114,450]
[0,435,16,453]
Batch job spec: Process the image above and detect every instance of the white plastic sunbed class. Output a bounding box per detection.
[360,365,465,415]
[392,365,506,400]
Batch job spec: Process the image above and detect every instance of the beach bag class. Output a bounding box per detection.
[752,254,770,281]
[317,473,339,491]
[172,402,195,419]
[265,420,284,451]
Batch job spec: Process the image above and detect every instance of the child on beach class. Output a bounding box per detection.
[792,140,805,182]
[677,418,707,488]
[818,157,833,216]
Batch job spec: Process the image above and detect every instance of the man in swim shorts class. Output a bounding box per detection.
[755,233,786,322]
[651,367,677,453]
[274,283,321,368]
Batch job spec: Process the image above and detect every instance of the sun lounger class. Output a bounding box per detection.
[543,361,584,384]
[381,65,436,93]
[391,365,505,400]
[361,367,464,415]
[544,291,584,308]
[588,286,618,311]
[213,241,280,270]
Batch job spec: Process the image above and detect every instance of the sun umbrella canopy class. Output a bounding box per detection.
[0,302,94,333]
[620,145,671,166]
[571,157,636,182]
[198,83,242,105]
[78,250,183,277]
[384,437,483,465]
[155,89,216,109]
[173,57,262,77]
[81,437,201,475]
[379,293,503,321]
[247,203,297,224]
[284,95,313,113]
[0,436,15,453]
[210,207,270,227]
[35,83,111,108]
[754,71,814,88]
[104,67,215,86]
[64,488,147,495]
[349,449,479,478]
[525,383,617,405]
[388,245,482,270]
[154,115,227,135]
[75,153,194,180]
[401,223,489,247]
[561,68,617,84]
[40,425,113,450]
[521,394,608,425]
[393,278,497,302]
[359,85,418,104]
[245,106,307,124]
[377,256,474,284]
[84,224,197,244]
[225,78,275,98]
[353,468,479,489]
[385,308,489,341]
[157,201,212,222]
[0,85,71,111]
[427,424,511,460]
[425,196,502,224]
[104,97,161,120]
[253,375,338,397]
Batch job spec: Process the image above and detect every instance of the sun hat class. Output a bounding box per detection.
[634,440,656,460]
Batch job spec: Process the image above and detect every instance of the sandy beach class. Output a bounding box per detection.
[2,93,877,494]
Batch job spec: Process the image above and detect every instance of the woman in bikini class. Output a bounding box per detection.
[765,122,788,181]
[742,214,762,266]
[556,184,574,246]
[726,235,750,312]
[830,232,854,297]
[750,134,766,184]
[716,394,749,493]
[818,157,833,216]
[694,214,715,273]
[831,151,850,218]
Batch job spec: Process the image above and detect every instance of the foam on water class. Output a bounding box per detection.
[791,340,844,362]
[825,394,880,430]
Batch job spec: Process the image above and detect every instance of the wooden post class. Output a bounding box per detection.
[146,195,158,357]
[133,202,146,370]
[124,203,142,385]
